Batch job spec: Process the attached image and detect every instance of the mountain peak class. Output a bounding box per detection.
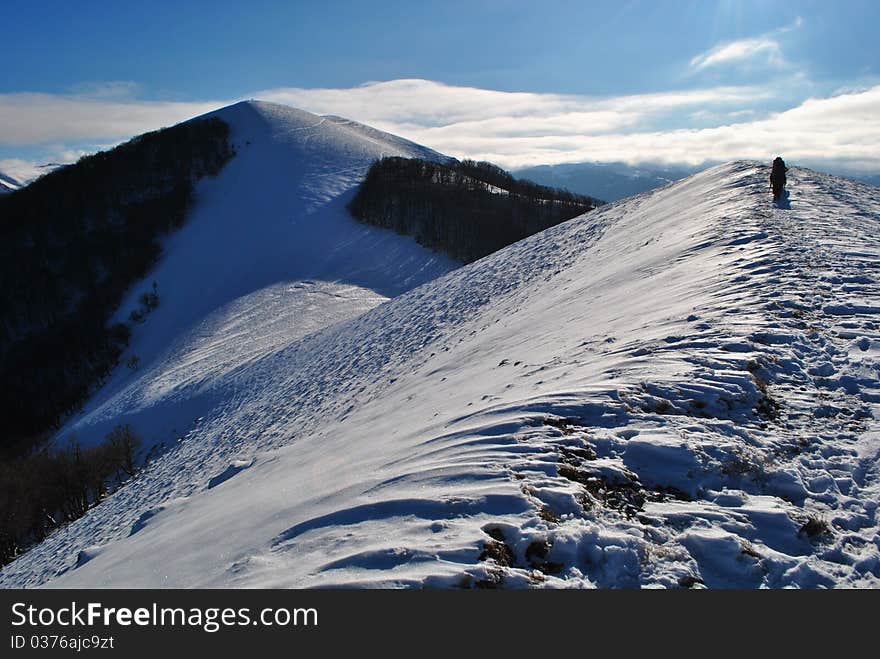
[28,99,458,455]
[211,98,321,124]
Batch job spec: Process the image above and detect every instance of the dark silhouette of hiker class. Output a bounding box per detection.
[770,157,788,201]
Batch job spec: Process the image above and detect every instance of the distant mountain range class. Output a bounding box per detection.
[0,171,21,194]
[0,163,64,194]
[854,173,880,187]
[514,161,703,202]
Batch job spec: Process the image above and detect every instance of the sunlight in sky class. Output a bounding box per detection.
[1,0,878,177]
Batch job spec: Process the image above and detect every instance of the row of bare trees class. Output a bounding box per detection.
[348,157,601,264]
[0,425,140,565]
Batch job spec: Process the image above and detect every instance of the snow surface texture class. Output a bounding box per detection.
[3,161,879,589]
[55,101,457,449]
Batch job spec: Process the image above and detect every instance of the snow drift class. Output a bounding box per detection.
[2,146,878,587]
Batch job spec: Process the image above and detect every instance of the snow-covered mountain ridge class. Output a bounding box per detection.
[3,160,878,588]
[0,170,21,194]
[52,100,458,450]
[0,163,62,193]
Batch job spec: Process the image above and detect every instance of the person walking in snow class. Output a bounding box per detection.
[770,156,788,202]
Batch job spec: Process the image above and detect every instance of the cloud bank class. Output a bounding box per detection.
[259,79,880,171]
[2,78,879,174]
[0,91,222,145]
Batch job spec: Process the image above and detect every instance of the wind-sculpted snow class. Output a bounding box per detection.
[3,161,879,589]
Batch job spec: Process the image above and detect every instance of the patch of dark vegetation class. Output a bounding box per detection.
[545,417,581,434]
[649,486,692,503]
[0,424,141,566]
[472,568,506,589]
[752,375,781,420]
[774,437,810,460]
[558,444,597,464]
[755,393,781,420]
[537,505,559,524]
[746,356,781,383]
[560,463,690,519]
[720,450,769,482]
[476,524,564,579]
[525,539,549,563]
[678,574,704,589]
[686,401,714,419]
[129,281,161,324]
[559,465,646,519]
[557,463,592,486]
[574,491,593,512]
[632,394,676,415]
[479,527,515,567]
[0,116,234,460]
[348,156,601,264]
[799,515,832,540]
[740,541,761,560]
[653,399,673,414]
[525,539,564,574]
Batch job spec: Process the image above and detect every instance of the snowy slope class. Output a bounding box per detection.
[0,170,20,193]
[0,163,61,192]
[3,161,879,589]
[54,101,458,449]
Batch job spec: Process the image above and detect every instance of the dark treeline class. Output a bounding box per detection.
[348,157,603,263]
[0,116,234,459]
[0,424,140,565]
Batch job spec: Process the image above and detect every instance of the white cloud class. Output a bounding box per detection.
[689,17,804,74]
[256,79,765,129]
[477,85,880,170]
[257,79,880,171]
[2,77,880,176]
[0,158,39,184]
[0,92,223,144]
[690,38,785,71]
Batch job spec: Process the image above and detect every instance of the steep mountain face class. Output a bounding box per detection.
[45,101,458,452]
[3,161,878,588]
[515,161,698,202]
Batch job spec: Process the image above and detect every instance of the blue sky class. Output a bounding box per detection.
[2,0,879,178]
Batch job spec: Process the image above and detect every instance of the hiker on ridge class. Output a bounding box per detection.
[770,157,788,202]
